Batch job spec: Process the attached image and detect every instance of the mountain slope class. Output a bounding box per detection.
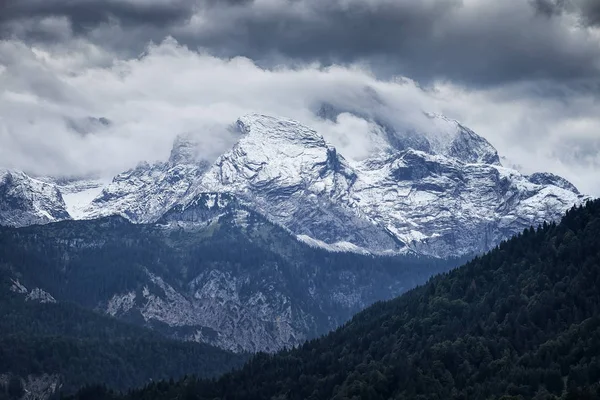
[0,170,70,227]
[0,201,459,353]
[83,114,587,258]
[194,114,585,257]
[386,112,502,165]
[0,114,585,258]
[316,106,502,165]
[82,134,210,223]
[195,114,400,253]
[0,272,246,394]
[81,199,600,400]
[352,149,583,257]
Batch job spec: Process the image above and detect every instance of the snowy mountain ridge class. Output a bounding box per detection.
[0,169,70,227]
[0,113,588,258]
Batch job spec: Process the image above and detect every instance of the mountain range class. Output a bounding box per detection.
[0,266,246,394]
[0,199,457,353]
[0,113,587,259]
[66,198,600,400]
[1,113,596,399]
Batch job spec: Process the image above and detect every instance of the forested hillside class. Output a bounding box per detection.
[0,209,460,353]
[69,199,600,400]
[0,275,247,394]
[0,202,456,396]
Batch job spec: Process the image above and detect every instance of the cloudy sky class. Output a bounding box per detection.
[0,0,599,195]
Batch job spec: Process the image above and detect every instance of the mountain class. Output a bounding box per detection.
[122,114,588,257]
[0,114,586,258]
[316,105,502,165]
[350,149,583,257]
[0,269,246,395]
[0,199,458,353]
[82,134,210,223]
[0,170,70,227]
[194,115,400,253]
[49,177,107,219]
[71,199,600,400]
[417,113,502,165]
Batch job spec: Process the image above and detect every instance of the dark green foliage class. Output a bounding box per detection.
[0,334,244,394]
[0,205,457,395]
[7,377,23,399]
[0,285,246,393]
[0,213,460,344]
[70,199,600,399]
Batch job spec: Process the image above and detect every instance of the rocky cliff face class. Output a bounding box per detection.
[0,374,61,400]
[194,115,399,253]
[0,170,70,227]
[350,149,583,257]
[82,134,211,223]
[0,205,455,353]
[193,114,586,257]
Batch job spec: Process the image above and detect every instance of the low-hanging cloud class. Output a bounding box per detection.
[0,38,598,196]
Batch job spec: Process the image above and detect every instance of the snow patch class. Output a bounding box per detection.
[60,179,109,219]
[297,234,371,254]
[10,279,56,303]
[106,291,136,316]
[26,288,56,303]
[10,279,28,294]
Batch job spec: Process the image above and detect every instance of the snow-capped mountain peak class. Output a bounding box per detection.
[316,103,500,165]
[190,114,387,249]
[237,114,327,146]
[0,113,587,258]
[406,113,501,165]
[169,133,206,165]
[198,114,357,194]
[80,134,211,223]
[0,169,70,227]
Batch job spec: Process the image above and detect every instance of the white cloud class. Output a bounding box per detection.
[0,37,598,195]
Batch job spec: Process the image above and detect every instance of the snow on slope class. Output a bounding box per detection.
[54,178,109,219]
[0,113,587,258]
[191,114,586,257]
[0,169,70,227]
[296,234,372,254]
[351,149,584,257]
[81,134,211,223]
[194,114,400,252]
[419,113,501,165]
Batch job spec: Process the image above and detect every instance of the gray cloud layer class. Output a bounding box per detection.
[532,0,600,26]
[2,0,599,87]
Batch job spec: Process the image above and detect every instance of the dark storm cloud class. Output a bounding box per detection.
[1,0,599,88]
[579,0,600,26]
[530,0,566,17]
[183,0,600,86]
[531,0,600,26]
[0,0,252,30]
[0,0,192,29]
[186,1,462,66]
